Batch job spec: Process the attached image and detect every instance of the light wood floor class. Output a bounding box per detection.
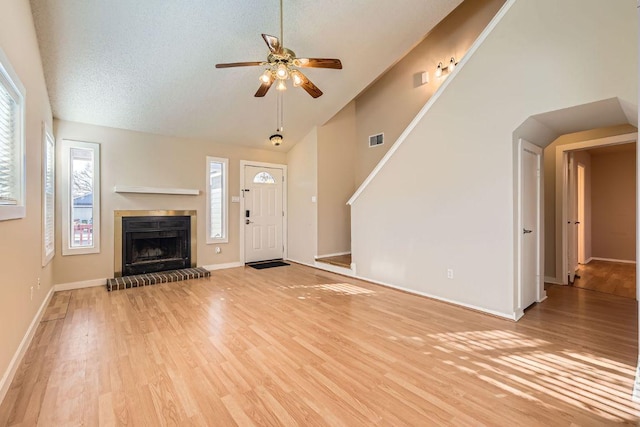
[574,260,636,299]
[1,263,639,426]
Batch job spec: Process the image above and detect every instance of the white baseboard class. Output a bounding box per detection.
[202,262,243,271]
[313,261,354,277]
[356,274,518,321]
[544,276,564,285]
[315,251,351,259]
[589,257,636,264]
[54,278,106,291]
[0,286,54,405]
[289,259,516,321]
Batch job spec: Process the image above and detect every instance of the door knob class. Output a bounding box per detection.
[523,229,533,234]
[245,219,253,225]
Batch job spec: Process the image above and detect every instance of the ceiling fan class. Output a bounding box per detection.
[215,0,342,98]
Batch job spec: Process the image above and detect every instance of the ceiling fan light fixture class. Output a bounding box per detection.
[276,79,287,91]
[276,64,289,79]
[291,71,303,87]
[259,70,272,83]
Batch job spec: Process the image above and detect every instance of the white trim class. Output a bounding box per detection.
[289,259,517,321]
[557,133,638,284]
[544,276,564,285]
[359,274,518,320]
[202,262,243,271]
[315,251,351,259]
[347,0,516,206]
[239,160,288,264]
[42,122,55,266]
[0,287,54,404]
[114,186,199,196]
[61,139,101,256]
[589,257,636,264]
[54,278,106,291]
[313,261,354,276]
[206,156,229,244]
[0,47,26,221]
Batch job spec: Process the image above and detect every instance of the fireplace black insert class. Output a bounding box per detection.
[122,216,191,276]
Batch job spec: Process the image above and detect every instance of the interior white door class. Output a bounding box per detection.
[244,165,284,263]
[521,145,540,309]
[577,163,586,265]
[567,153,578,283]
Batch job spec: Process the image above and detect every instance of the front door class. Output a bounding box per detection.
[243,165,284,263]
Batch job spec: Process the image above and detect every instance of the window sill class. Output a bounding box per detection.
[0,205,25,221]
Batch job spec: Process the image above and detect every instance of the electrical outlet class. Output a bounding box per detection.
[30,286,34,301]
[215,247,221,254]
[37,277,41,290]
[447,269,454,279]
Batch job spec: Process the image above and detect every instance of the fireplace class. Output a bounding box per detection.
[114,210,197,277]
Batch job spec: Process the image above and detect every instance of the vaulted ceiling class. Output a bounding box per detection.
[30,0,463,150]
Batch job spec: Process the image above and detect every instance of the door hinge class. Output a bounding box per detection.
[282,176,284,182]
[282,211,284,217]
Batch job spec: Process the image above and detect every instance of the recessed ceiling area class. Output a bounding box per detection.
[30,0,463,150]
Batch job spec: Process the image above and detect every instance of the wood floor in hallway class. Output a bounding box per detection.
[1,263,639,426]
[574,259,636,299]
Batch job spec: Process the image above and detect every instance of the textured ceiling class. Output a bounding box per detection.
[30,0,463,151]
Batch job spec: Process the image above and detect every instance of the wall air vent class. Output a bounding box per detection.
[369,133,384,147]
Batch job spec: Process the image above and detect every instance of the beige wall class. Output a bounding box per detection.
[350,0,637,318]
[354,0,506,186]
[53,120,285,285]
[543,124,636,277]
[591,148,636,261]
[317,102,357,256]
[0,0,54,397]
[286,129,318,264]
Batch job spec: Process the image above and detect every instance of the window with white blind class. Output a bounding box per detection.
[206,156,228,243]
[42,125,55,265]
[61,140,101,255]
[0,48,26,221]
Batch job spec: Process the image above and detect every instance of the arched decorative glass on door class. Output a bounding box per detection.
[253,171,276,184]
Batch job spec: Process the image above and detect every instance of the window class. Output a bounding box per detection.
[61,140,101,255]
[0,48,26,221]
[42,124,55,265]
[253,171,276,184]
[206,156,228,243]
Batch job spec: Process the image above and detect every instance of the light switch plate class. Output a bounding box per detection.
[231,196,240,203]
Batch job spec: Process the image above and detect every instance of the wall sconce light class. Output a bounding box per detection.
[435,56,458,78]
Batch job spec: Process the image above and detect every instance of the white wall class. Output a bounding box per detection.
[0,0,54,400]
[286,128,318,264]
[350,0,637,318]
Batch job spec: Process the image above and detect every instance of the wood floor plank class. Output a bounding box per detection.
[1,263,639,425]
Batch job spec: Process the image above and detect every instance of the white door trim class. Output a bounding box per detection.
[516,138,545,319]
[555,132,637,284]
[239,160,288,264]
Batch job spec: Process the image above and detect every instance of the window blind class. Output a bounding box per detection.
[44,132,55,256]
[0,81,17,205]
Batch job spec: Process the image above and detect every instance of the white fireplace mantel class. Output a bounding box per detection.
[113,186,199,196]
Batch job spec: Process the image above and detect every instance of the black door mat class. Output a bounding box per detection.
[107,267,211,291]
[247,261,290,270]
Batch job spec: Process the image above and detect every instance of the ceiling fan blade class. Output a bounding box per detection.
[296,72,323,98]
[215,61,263,68]
[255,78,274,97]
[261,34,282,54]
[296,58,342,69]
